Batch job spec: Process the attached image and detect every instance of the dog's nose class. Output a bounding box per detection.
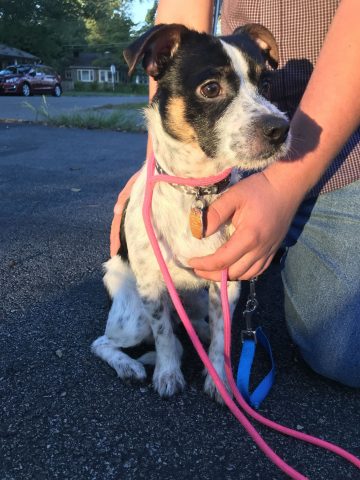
[261,115,289,145]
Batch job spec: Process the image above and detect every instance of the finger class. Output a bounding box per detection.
[114,170,140,215]
[192,251,258,281]
[204,189,240,236]
[189,231,252,272]
[193,250,274,282]
[229,254,274,281]
[193,268,222,281]
[110,214,121,257]
[223,254,266,280]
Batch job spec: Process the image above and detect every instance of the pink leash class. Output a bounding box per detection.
[142,153,360,479]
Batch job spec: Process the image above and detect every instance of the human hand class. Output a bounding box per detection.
[110,170,141,257]
[110,135,154,257]
[188,171,303,280]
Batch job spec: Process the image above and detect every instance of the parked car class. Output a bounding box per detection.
[0,64,62,97]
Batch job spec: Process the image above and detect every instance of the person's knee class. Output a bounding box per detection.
[285,296,360,388]
[302,346,360,388]
[282,182,360,387]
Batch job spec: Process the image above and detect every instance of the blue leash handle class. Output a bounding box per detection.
[236,326,275,409]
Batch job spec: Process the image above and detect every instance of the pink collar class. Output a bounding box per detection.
[149,153,233,190]
[154,158,233,196]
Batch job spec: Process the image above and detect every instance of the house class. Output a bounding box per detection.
[64,52,148,89]
[0,44,39,69]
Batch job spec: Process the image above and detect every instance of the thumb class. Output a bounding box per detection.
[204,186,241,236]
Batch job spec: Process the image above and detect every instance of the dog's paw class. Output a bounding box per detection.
[204,372,232,404]
[153,368,185,397]
[114,357,147,382]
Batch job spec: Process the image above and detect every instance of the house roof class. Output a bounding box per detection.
[0,43,39,60]
[67,52,127,71]
[68,52,102,67]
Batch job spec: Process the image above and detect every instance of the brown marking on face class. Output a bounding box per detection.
[166,97,198,144]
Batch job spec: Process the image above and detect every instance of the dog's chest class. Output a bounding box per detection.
[125,168,234,291]
[152,184,230,268]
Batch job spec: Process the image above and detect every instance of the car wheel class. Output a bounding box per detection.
[21,83,31,97]
[53,84,62,97]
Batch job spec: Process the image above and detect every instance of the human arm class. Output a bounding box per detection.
[146,0,214,158]
[189,0,360,280]
[111,0,214,256]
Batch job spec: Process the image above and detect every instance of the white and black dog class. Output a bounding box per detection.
[92,24,290,402]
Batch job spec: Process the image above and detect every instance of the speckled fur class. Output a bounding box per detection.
[92,26,290,400]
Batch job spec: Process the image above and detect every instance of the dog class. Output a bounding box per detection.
[92,23,290,402]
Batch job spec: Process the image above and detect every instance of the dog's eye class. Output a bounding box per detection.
[259,78,271,99]
[200,81,221,98]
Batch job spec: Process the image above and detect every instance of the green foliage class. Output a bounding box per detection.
[0,1,135,72]
[90,81,99,92]
[134,1,158,35]
[73,81,89,92]
[22,95,50,121]
[144,1,158,27]
[49,107,146,132]
[73,81,148,95]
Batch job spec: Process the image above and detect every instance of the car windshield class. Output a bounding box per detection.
[0,65,33,75]
[18,66,31,74]
[0,67,16,75]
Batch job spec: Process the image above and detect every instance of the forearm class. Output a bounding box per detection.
[152,0,214,98]
[265,0,360,202]
[156,0,213,32]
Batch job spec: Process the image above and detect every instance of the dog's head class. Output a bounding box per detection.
[124,24,290,174]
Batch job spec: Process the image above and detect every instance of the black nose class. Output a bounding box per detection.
[261,115,290,146]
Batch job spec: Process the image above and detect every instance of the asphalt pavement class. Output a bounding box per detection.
[1,124,359,480]
[0,94,147,121]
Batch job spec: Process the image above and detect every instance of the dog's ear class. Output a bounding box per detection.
[233,24,279,69]
[123,23,187,78]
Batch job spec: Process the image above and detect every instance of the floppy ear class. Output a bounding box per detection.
[233,24,279,69]
[123,23,188,79]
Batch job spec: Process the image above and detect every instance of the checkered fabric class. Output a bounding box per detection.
[221,0,360,196]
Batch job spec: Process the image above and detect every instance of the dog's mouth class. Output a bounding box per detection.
[258,147,280,160]
[228,134,290,172]
[258,140,290,161]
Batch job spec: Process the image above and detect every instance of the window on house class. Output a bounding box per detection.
[77,69,94,82]
[65,70,72,80]
[99,70,117,83]
[134,74,149,85]
[99,70,110,83]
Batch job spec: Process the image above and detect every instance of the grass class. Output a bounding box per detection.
[48,105,147,132]
[64,83,148,96]
[92,102,147,111]
[22,95,50,121]
[63,91,147,97]
[20,93,147,132]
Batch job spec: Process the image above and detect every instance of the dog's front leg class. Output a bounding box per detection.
[204,281,240,403]
[141,293,185,397]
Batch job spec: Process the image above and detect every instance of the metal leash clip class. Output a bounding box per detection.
[241,277,258,343]
[237,276,276,408]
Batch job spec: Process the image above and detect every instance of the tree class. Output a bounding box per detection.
[0,0,135,71]
[134,0,158,36]
[0,0,86,69]
[144,0,158,27]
